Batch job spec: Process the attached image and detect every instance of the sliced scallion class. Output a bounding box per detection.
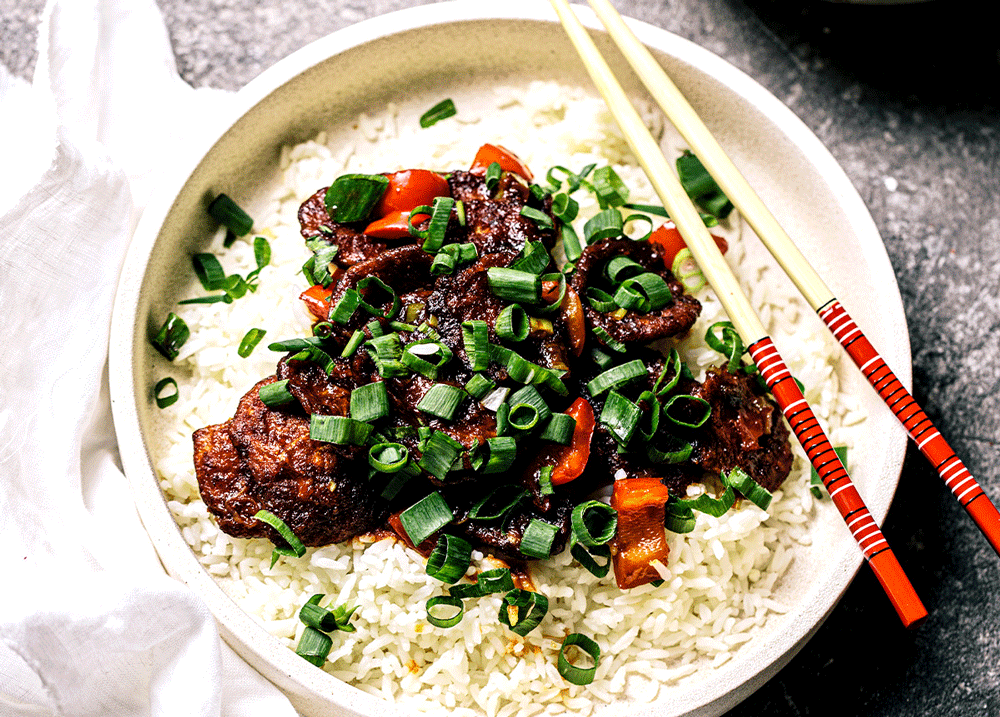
[600,391,641,445]
[487,267,542,304]
[237,328,266,358]
[295,626,332,667]
[208,193,253,236]
[468,484,527,521]
[520,206,553,231]
[324,173,389,223]
[571,501,617,548]
[368,442,409,473]
[254,509,306,566]
[811,446,847,499]
[419,98,457,128]
[557,633,600,685]
[425,595,464,628]
[520,519,559,559]
[498,589,548,636]
[464,373,495,400]
[583,207,623,244]
[461,320,490,371]
[400,491,453,545]
[722,467,773,511]
[152,313,189,361]
[592,326,627,353]
[585,359,646,396]
[258,379,296,408]
[511,241,551,275]
[351,381,389,423]
[153,377,179,408]
[416,383,466,421]
[309,414,372,446]
[426,533,473,584]
[592,166,629,208]
[539,412,576,445]
[417,431,464,482]
[496,304,529,342]
[662,394,712,429]
[469,436,517,475]
[402,340,453,379]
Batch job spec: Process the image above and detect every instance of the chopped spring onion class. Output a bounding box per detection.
[508,403,541,432]
[416,383,466,421]
[426,533,473,584]
[545,163,595,194]
[485,161,502,192]
[605,255,645,284]
[495,304,530,343]
[683,485,736,517]
[558,633,601,685]
[430,244,459,275]
[811,446,847,498]
[538,465,554,495]
[464,373,495,400]
[508,385,552,425]
[600,391,642,445]
[153,377,179,408]
[192,252,226,291]
[419,98,457,128]
[368,442,409,473]
[586,287,617,313]
[350,381,389,422]
[299,595,358,633]
[591,166,629,208]
[425,595,464,628]
[671,248,706,292]
[520,206,553,231]
[341,328,365,357]
[661,394,712,429]
[622,213,653,241]
[295,626,332,667]
[653,348,684,397]
[487,267,542,304]
[583,207,623,244]
[450,567,516,598]
[324,173,389,223]
[208,193,253,236]
[469,436,517,475]
[152,313,189,361]
[304,237,339,287]
[722,467,773,511]
[591,326,627,353]
[614,273,673,313]
[586,359,646,397]
[254,509,306,567]
[646,434,694,464]
[520,519,559,559]
[356,275,400,320]
[498,589,548,636]
[417,431,464,482]
[677,151,733,218]
[551,192,579,222]
[460,320,490,371]
[570,542,612,578]
[258,379,296,407]
[705,321,744,371]
[487,344,569,396]
[560,222,584,263]
[590,347,615,371]
[468,484,527,521]
[309,414,372,446]
[402,340,453,379]
[237,328,266,358]
[399,491,453,545]
[571,500,617,548]
[409,196,454,253]
[330,289,361,324]
[511,241,552,275]
[539,412,576,445]
[665,499,697,534]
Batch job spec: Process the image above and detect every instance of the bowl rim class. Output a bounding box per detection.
[109,2,910,716]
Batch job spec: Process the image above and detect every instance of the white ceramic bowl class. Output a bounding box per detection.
[109,3,910,715]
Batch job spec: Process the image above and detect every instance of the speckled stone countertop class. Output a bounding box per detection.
[3,0,997,714]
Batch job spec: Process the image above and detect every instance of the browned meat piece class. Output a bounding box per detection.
[570,239,701,348]
[448,170,557,257]
[193,376,386,546]
[425,253,573,384]
[687,366,793,493]
[298,187,401,267]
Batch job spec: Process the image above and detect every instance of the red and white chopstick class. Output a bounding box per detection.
[582,0,1000,558]
[549,0,927,627]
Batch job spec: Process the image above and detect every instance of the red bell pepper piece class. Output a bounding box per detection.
[550,398,596,486]
[649,223,728,268]
[374,169,450,217]
[469,143,534,181]
[610,477,671,589]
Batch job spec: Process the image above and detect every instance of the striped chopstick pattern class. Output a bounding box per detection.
[819,299,1000,553]
[748,337,889,560]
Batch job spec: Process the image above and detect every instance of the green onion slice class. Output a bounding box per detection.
[351,381,389,422]
[356,275,400,320]
[520,519,559,559]
[511,241,552,275]
[324,173,389,223]
[416,383,466,421]
[665,499,697,534]
[622,213,653,241]
[583,207,624,244]
[592,166,629,208]
[368,442,410,473]
[605,256,645,284]
[426,533,473,584]
[469,436,517,475]
[485,161,502,192]
[653,349,684,397]
[586,287,618,313]
[520,206,553,231]
[508,403,540,432]
[425,595,464,628]
[560,222,584,264]
[498,589,548,636]
[464,374,495,400]
[487,267,541,304]
[615,273,672,313]
[600,390,642,445]
[400,491,453,545]
[558,633,600,685]
[722,467,773,511]
[571,501,617,548]
[539,412,576,445]
[419,98,457,128]
[258,379,296,408]
[461,320,490,372]
[152,313,189,361]
[551,192,579,222]
[295,626,332,667]
[402,339,453,379]
[538,465,554,496]
[237,328,266,358]
[508,385,552,424]
[192,252,226,291]
[254,509,306,566]
[677,151,733,218]
[545,163,595,194]
[662,394,712,429]
[309,415,372,446]
[705,321,744,371]
[646,434,694,464]
[153,377,179,408]
[208,193,253,236]
[570,542,612,578]
[417,431,464,482]
[455,568,516,597]
[586,359,646,396]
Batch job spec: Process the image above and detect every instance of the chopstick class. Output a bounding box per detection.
[548,0,928,628]
[583,0,1000,558]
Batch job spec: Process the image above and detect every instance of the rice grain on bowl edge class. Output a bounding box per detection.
[151,80,864,717]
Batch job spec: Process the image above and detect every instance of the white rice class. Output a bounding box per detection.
[151,80,864,716]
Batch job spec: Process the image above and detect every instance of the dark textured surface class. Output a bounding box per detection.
[3,0,998,714]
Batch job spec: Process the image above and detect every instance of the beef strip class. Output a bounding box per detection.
[193,376,386,546]
[570,239,702,348]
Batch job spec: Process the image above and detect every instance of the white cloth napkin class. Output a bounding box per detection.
[0,1,301,714]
